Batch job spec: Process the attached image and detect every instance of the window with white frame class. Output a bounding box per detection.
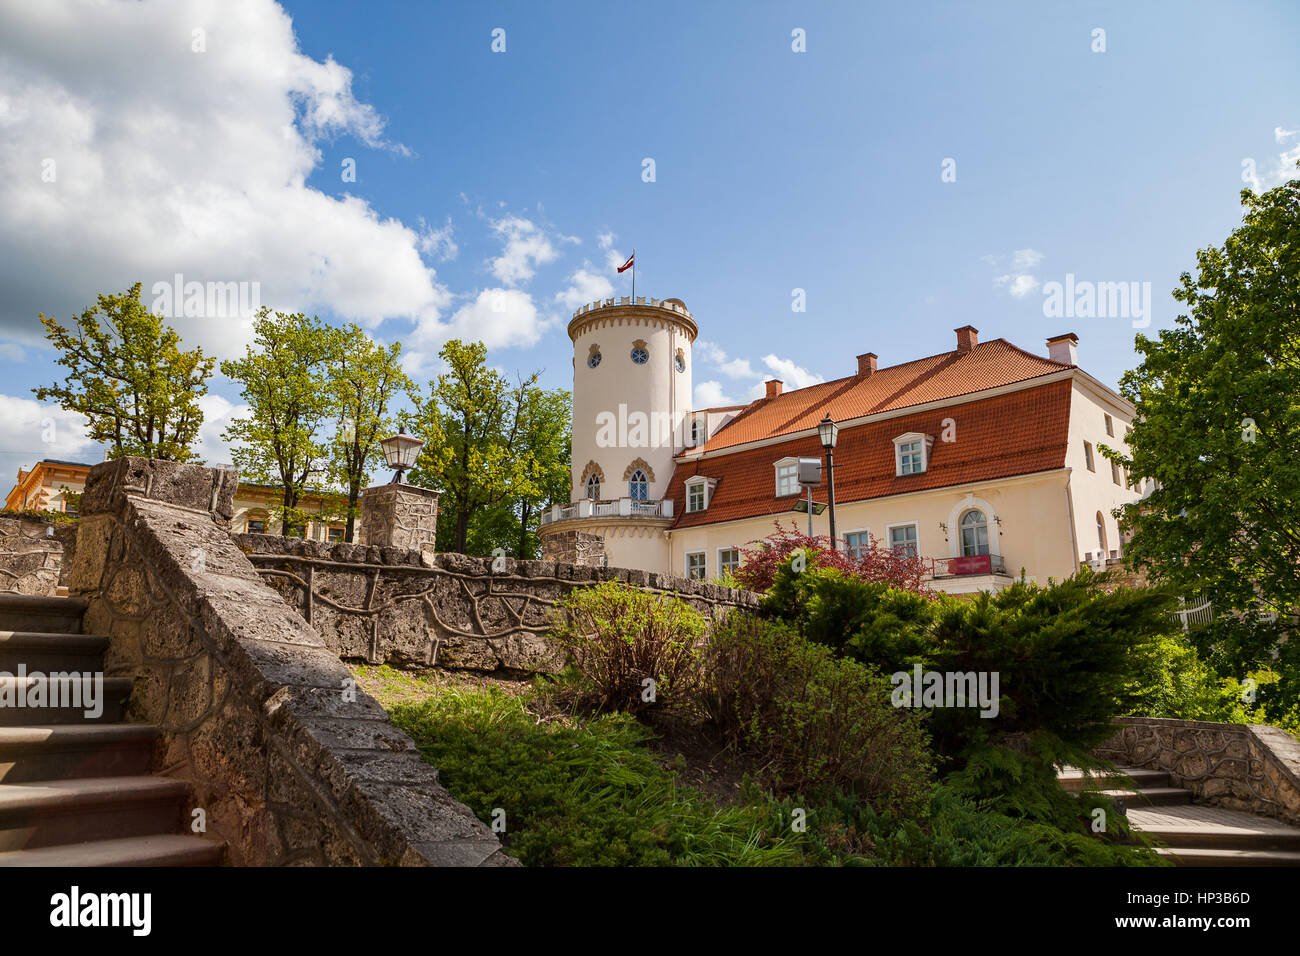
[1111,460,1122,486]
[585,473,601,499]
[889,524,918,558]
[774,458,800,496]
[843,530,871,560]
[719,547,741,576]
[687,480,707,513]
[1104,413,1114,436]
[893,433,932,476]
[628,469,649,501]
[959,509,989,557]
[1083,441,1095,472]
[685,552,706,580]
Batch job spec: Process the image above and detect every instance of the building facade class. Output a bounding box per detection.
[5,459,360,543]
[540,296,1145,595]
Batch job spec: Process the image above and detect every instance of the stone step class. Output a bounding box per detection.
[0,595,86,634]
[0,676,131,725]
[0,833,223,867]
[1155,846,1300,867]
[0,775,189,851]
[0,631,109,672]
[0,724,157,782]
[1139,823,1300,852]
[1098,786,1195,807]
[1058,766,1171,793]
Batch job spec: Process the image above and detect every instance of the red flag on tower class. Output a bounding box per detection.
[617,252,634,273]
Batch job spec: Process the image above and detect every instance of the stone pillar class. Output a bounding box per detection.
[360,482,439,552]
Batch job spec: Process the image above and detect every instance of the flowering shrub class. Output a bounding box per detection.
[732,521,931,594]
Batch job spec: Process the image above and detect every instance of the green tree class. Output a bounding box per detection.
[1103,172,1300,627]
[221,309,337,536]
[507,378,571,559]
[407,340,571,556]
[34,283,214,461]
[325,324,412,542]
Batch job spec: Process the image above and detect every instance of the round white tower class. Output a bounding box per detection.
[539,295,697,572]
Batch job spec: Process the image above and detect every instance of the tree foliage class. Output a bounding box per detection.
[408,339,570,556]
[221,309,336,535]
[34,283,214,461]
[1104,173,1300,623]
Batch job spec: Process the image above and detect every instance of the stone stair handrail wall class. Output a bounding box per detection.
[66,456,513,866]
[1095,716,1300,827]
[234,533,762,673]
[0,515,76,596]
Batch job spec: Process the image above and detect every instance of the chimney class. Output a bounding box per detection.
[1046,333,1078,366]
[955,325,978,353]
[857,352,877,377]
[765,379,784,399]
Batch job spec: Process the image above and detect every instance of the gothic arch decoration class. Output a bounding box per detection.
[622,457,656,484]
[578,461,605,498]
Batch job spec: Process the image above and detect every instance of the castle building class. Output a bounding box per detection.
[539,296,1145,594]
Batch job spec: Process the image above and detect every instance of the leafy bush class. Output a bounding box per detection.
[734,520,930,594]
[0,508,76,525]
[550,580,706,713]
[700,612,933,816]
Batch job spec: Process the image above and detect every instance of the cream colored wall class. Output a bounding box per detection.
[582,520,671,572]
[666,471,1080,585]
[570,306,693,504]
[1063,379,1142,561]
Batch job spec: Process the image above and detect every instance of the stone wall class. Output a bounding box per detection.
[0,515,76,595]
[1096,716,1300,826]
[540,528,607,567]
[68,457,513,866]
[360,483,438,552]
[235,534,762,673]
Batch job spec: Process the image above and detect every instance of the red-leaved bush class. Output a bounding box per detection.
[732,521,932,595]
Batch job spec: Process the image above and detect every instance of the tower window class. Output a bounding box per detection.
[631,346,649,365]
[628,469,649,500]
[675,352,686,372]
[587,351,602,368]
[586,473,601,499]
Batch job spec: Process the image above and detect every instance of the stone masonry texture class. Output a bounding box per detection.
[67,457,514,866]
[234,532,762,673]
[360,483,439,553]
[0,515,75,595]
[1096,716,1300,827]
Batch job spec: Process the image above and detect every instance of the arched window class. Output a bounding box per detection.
[585,473,601,499]
[1096,512,1108,554]
[628,469,649,500]
[960,509,989,557]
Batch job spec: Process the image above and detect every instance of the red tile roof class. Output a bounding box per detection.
[697,338,1068,452]
[667,379,1072,529]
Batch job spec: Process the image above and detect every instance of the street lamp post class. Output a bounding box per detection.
[379,431,425,484]
[818,415,839,551]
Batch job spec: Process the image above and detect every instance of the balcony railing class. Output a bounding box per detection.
[926,553,1009,578]
[540,497,675,526]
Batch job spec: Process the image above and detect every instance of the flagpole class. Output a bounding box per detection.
[631,248,635,303]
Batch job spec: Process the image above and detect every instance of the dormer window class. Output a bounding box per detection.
[686,477,716,513]
[893,433,934,476]
[774,458,800,496]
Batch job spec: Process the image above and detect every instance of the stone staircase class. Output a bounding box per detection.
[0,593,223,866]
[1060,765,1300,866]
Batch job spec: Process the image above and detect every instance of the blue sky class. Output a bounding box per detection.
[0,0,1296,484]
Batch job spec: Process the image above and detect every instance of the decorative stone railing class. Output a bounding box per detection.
[1095,716,1300,827]
[0,514,76,595]
[571,296,694,319]
[236,534,761,673]
[68,457,513,867]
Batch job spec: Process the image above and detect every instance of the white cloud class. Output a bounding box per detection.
[597,232,615,250]
[554,264,614,310]
[417,218,457,261]
[0,0,450,359]
[1010,248,1044,270]
[190,392,248,467]
[488,216,558,286]
[0,394,101,490]
[994,273,1041,298]
[762,354,824,390]
[694,380,733,408]
[720,357,757,379]
[0,342,24,361]
[694,339,728,364]
[403,288,551,372]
